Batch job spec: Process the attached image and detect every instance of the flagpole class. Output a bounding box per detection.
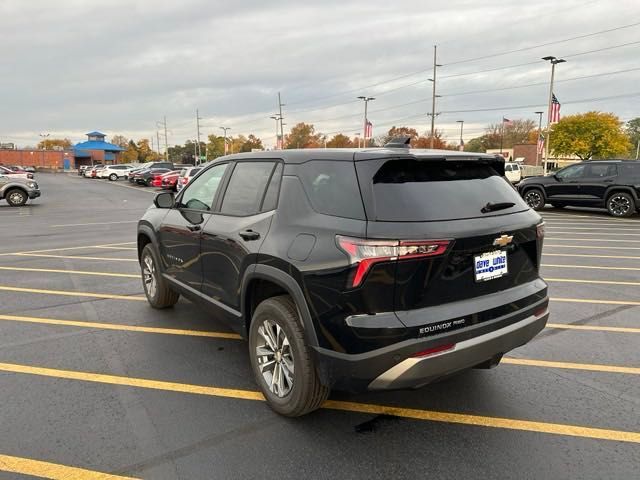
[534,111,543,167]
[500,117,504,155]
[542,56,566,175]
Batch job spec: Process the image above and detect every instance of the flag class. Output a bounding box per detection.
[364,120,373,138]
[550,94,561,123]
[537,134,545,155]
[502,117,513,126]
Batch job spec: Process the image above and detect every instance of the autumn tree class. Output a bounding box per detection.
[285,123,322,149]
[111,135,129,148]
[206,135,226,158]
[550,112,631,160]
[414,130,448,149]
[625,117,640,158]
[241,134,264,152]
[37,138,72,150]
[486,119,537,147]
[327,134,354,148]
[121,140,139,163]
[380,126,419,145]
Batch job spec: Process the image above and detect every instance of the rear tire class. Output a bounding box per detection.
[5,188,28,207]
[109,173,118,181]
[248,295,329,417]
[523,188,545,211]
[606,192,635,217]
[140,243,179,308]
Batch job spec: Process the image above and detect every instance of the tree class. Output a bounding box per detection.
[550,112,631,160]
[206,134,226,158]
[326,133,353,148]
[241,134,264,152]
[285,123,322,149]
[413,130,448,149]
[136,139,157,162]
[111,135,129,148]
[37,138,72,150]
[486,119,537,148]
[625,118,640,158]
[121,140,139,163]
[381,126,419,145]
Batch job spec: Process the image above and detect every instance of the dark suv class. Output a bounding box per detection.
[137,145,549,416]
[518,160,640,217]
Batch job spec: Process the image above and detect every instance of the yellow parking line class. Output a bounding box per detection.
[0,453,138,480]
[502,358,640,375]
[0,285,145,301]
[13,253,137,262]
[0,362,637,444]
[0,314,242,340]
[551,297,640,306]
[547,278,640,287]
[0,242,136,256]
[543,264,640,271]
[547,323,640,333]
[547,229,640,234]
[94,246,138,251]
[0,267,139,278]
[544,253,640,260]
[545,245,640,250]
[546,238,640,243]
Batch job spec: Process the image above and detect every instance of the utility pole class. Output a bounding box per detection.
[278,92,285,149]
[534,111,544,167]
[156,129,161,158]
[456,120,464,151]
[542,56,566,175]
[220,127,231,155]
[163,116,168,161]
[429,45,442,148]
[196,109,203,164]
[357,96,375,147]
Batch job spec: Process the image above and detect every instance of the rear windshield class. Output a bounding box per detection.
[357,158,528,222]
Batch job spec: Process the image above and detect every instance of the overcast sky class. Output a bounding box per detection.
[1,0,638,149]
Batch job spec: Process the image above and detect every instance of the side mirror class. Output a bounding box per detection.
[154,191,174,209]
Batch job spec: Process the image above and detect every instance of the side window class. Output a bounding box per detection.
[505,164,512,172]
[220,162,275,216]
[587,164,616,177]
[179,163,228,211]
[261,163,283,212]
[556,164,586,180]
[620,163,640,178]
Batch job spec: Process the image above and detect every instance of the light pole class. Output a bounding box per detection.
[542,56,566,175]
[270,115,281,149]
[534,111,544,167]
[429,45,442,148]
[456,120,464,151]
[39,133,49,167]
[357,96,375,147]
[355,132,361,148]
[220,127,231,155]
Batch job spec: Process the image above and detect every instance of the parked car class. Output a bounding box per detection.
[77,165,90,176]
[0,165,33,180]
[176,166,202,192]
[151,170,179,188]
[90,165,106,178]
[12,165,36,173]
[159,170,181,190]
[504,162,522,184]
[518,160,640,217]
[136,168,172,186]
[137,142,549,417]
[0,174,40,206]
[98,164,135,181]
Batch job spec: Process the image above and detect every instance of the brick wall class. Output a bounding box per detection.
[0,150,72,168]
[513,144,539,166]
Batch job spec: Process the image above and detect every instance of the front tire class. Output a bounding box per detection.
[109,173,118,181]
[5,188,28,207]
[523,188,545,211]
[607,192,635,217]
[249,295,329,417]
[140,243,179,308]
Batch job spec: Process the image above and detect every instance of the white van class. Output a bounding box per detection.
[504,162,522,184]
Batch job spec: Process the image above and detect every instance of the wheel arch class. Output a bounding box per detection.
[4,186,29,202]
[241,264,319,348]
[137,224,158,261]
[604,186,638,201]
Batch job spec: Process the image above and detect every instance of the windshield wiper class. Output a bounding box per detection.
[481,201,515,214]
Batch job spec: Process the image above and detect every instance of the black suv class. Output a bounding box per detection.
[518,160,640,217]
[137,145,549,416]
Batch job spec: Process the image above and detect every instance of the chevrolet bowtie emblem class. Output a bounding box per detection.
[493,235,513,247]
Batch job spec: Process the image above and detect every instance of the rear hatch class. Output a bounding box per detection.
[352,152,544,328]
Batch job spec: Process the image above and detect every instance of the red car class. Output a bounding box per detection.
[152,170,180,188]
[160,171,180,191]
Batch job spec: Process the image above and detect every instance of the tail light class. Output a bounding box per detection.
[336,235,450,288]
[536,222,545,239]
[411,343,456,358]
[182,177,188,184]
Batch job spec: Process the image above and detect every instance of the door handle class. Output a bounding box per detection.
[239,229,260,241]
[187,224,201,232]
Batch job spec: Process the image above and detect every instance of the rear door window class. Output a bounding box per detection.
[220,162,275,216]
[356,157,528,221]
[586,164,617,177]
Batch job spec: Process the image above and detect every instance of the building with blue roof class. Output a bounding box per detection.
[74,131,124,166]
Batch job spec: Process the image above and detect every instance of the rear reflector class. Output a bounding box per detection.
[533,306,547,317]
[536,222,545,239]
[411,343,456,358]
[336,236,450,287]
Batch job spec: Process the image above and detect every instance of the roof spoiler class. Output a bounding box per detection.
[383,136,412,148]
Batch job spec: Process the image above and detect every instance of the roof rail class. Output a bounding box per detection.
[384,136,412,148]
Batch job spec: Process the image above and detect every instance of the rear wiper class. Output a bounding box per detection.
[481,201,515,214]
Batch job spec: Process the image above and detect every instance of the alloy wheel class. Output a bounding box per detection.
[142,253,157,299]
[609,195,631,216]
[8,191,25,205]
[524,190,543,209]
[256,319,294,397]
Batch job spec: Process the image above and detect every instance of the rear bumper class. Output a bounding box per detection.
[313,281,548,392]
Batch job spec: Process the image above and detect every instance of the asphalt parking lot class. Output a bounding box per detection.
[0,173,638,480]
